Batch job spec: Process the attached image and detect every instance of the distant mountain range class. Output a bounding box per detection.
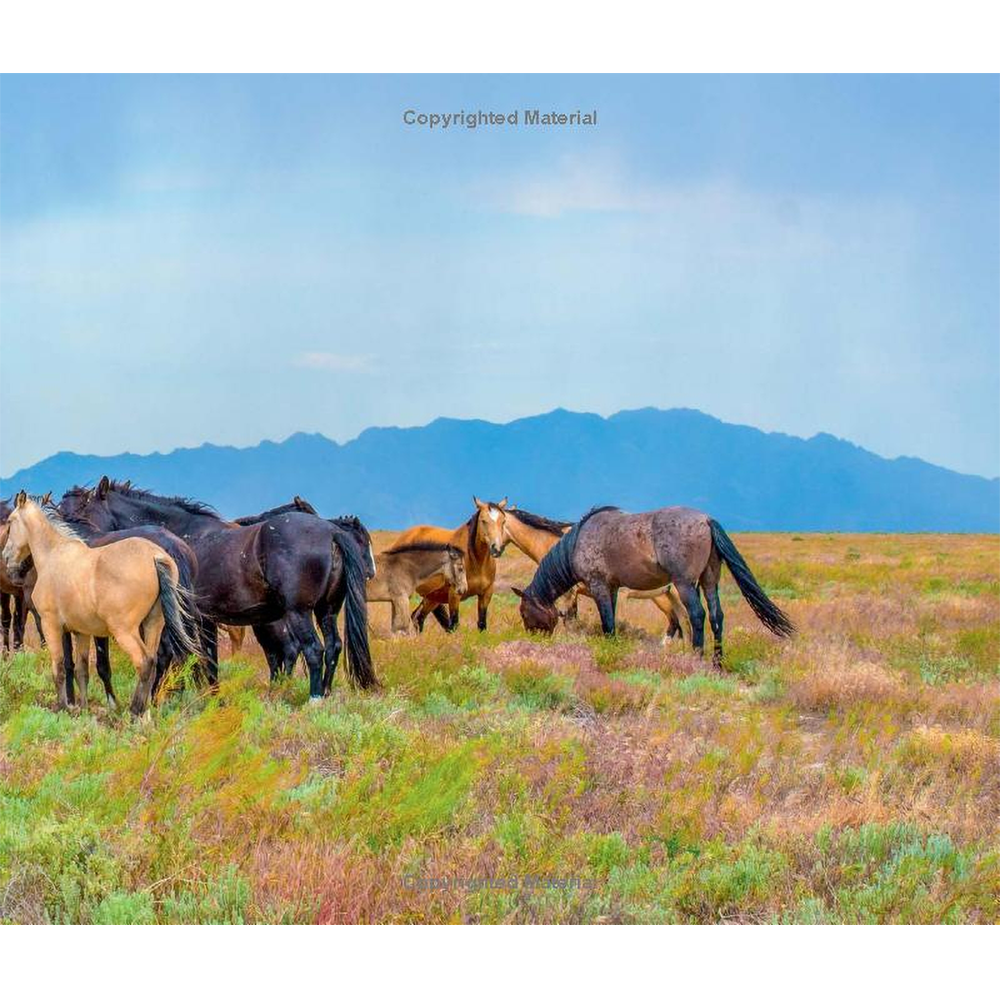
[2,408,997,531]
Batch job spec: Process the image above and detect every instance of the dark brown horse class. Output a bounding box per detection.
[513,506,793,664]
[236,501,377,688]
[59,478,378,700]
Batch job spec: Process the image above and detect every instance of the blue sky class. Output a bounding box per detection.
[1,75,997,477]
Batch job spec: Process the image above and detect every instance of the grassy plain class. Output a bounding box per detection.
[1,532,997,923]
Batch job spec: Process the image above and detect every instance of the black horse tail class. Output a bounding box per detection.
[708,519,795,638]
[332,531,380,690]
[154,556,201,661]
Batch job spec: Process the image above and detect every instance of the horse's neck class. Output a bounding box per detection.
[528,540,579,604]
[23,511,77,568]
[507,517,558,563]
[121,500,218,537]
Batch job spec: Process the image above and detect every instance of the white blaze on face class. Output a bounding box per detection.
[369,543,376,577]
[488,508,499,522]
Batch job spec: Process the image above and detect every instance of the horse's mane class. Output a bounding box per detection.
[330,515,372,552]
[509,507,572,537]
[104,481,223,519]
[526,506,620,604]
[234,501,306,526]
[383,541,461,557]
[466,509,482,550]
[35,498,87,542]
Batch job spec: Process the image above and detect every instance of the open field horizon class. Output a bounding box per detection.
[1,531,998,924]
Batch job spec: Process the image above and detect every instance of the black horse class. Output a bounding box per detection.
[56,490,202,707]
[235,500,376,688]
[63,478,378,699]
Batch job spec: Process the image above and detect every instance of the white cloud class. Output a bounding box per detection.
[293,351,376,374]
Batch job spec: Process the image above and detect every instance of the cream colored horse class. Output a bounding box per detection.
[1,493,197,715]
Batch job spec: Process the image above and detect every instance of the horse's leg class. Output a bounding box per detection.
[447,589,461,632]
[588,582,618,635]
[389,593,413,635]
[477,586,492,632]
[650,591,683,638]
[93,637,117,708]
[287,611,325,701]
[71,633,91,711]
[62,632,76,706]
[700,561,724,667]
[674,580,706,655]
[41,616,69,711]
[199,619,219,689]
[30,605,45,647]
[1,592,10,654]
[564,588,580,622]
[431,605,452,630]
[318,604,343,694]
[413,586,449,632]
[253,624,284,684]
[114,631,157,717]
[12,593,25,649]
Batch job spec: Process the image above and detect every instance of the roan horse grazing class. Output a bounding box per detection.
[392,498,504,632]
[1,493,198,714]
[367,542,468,635]
[513,506,794,664]
[64,479,378,700]
[486,501,687,638]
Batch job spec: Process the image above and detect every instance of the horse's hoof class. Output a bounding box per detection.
[308,696,323,705]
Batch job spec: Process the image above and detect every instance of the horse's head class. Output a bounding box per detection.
[1,491,36,572]
[445,545,468,595]
[511,585,559,634]
[473,496,509,558]
[60,477,120,531]
[333,514,376,579]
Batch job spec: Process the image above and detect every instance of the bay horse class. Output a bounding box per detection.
[63,478,378,699]
[1,493,198,714]
[392,498,504,632]
[512,506,794,665]
[367,542,468,635]
[488,501,688,638]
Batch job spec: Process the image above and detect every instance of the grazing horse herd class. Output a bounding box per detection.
[0,477,794,717]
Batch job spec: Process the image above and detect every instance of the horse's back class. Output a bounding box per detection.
[391,525,457,550]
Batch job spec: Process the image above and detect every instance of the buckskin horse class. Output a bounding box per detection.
[1,493,198,714]
[513,505,794,665]
[391,497,505,632]
[63,478,378,699]
[57,488,202,707]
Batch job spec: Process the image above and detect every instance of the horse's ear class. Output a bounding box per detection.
[473,496,486,510]
[97,475,110,499]
[498,497,508,509]
[15,490,27,507]
[511,586,524,598]
[122,479,131,490]
[40,491,52,506]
